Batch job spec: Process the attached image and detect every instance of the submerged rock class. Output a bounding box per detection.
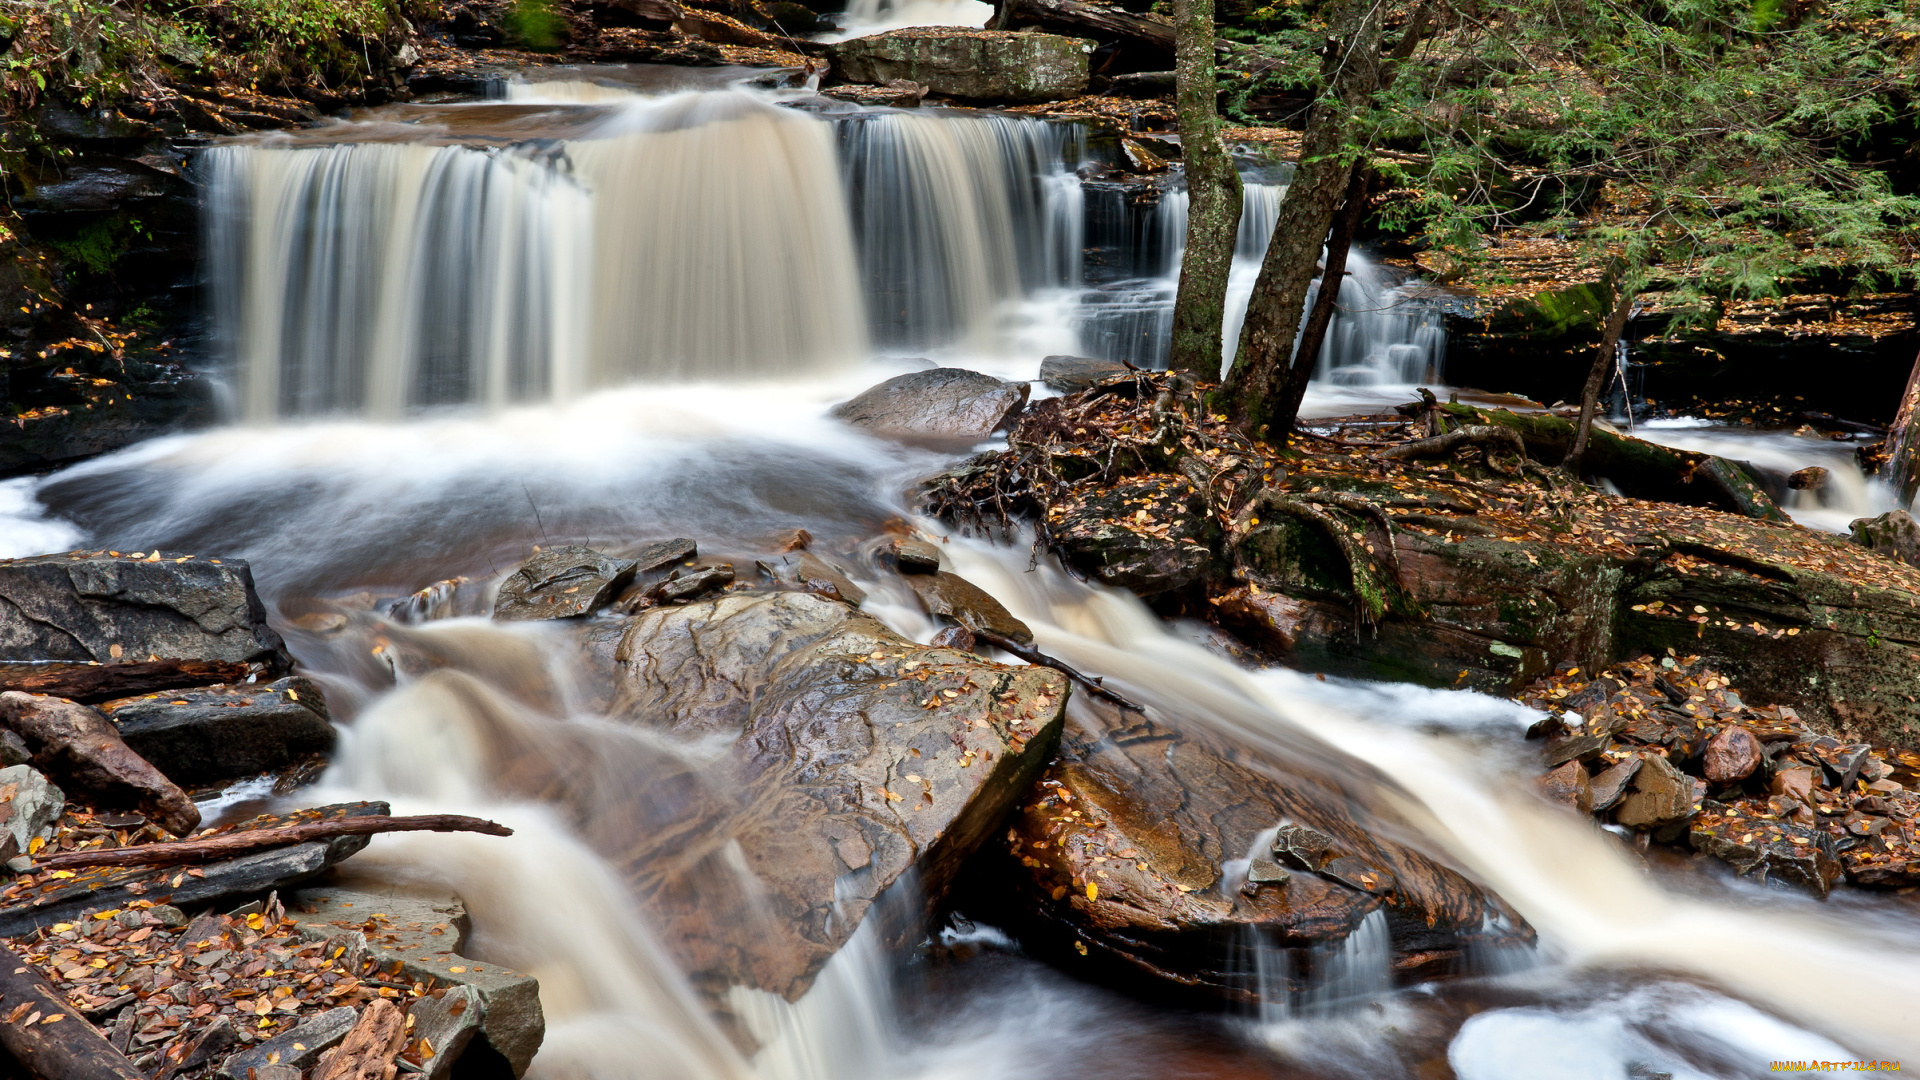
[829,28,1093,103]
[975,698,1529,1005]
[832,368,1029,444]
[0,551,288,671]
[493,546,638,621]
[483,590,1068,1001]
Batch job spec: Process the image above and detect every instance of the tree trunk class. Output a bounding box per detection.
[1562,285,1635,473]
[1267,167,1371,432]
[1165,0,1241,380]
[0,946,148,1080]
[1881,346,1920,507]
[993,0,1177,53]
[1220,0,1384,438]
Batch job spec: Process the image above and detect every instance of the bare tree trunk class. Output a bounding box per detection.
[1166,0,1241,380]
[1267,168,1371,433]
[1563,285,1635,473]
[1882,346,1920,507]
[1220,0,1383,438]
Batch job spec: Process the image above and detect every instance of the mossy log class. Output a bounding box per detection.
[1442,403,1788,523]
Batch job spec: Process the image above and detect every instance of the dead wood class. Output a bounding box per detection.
[0,945,147,1080]
[971,629,1146,712]
[313,998,409,1080]
[31,814,513,871]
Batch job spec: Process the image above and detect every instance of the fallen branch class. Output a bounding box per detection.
[0,944,147,1080]
[32,814,513,871]
[971,629,1147,713]
[1380,425,1530,475]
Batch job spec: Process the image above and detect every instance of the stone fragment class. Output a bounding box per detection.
[0,729,30,768]
[928,626,976,652]
[1272,822,1337,871]
[648,564,735,604]
[888,538,942,574]
[1788,466,1828,490]
[905,571,1034,645]
[1245,857,1291,885]
[1689,807,1841,896]
[1771,765,1816,805]
[829,28,1093,103]
[1544,731,1611,768]
[1614,753,1696,830]
[217,1007,362,1080]
[97,677,334,787]
[1850,509,1920,566]
[493,547,637,621]
[0,764,64,859]
[0,551,288,670]
[1538,759,1589,809]
[408,986,483,1080]
[1702,725,1761,784]
[1321,854,1396,895]
[832,368,1029,443]
[793,552,865,605]
[626,537,698,573]
[1038,355,1130,393]
[0,692,199,835]
[1585,757,1642,813]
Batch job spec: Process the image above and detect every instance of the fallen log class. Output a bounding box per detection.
[313,998,408,1080]
[993,0,1174,55]
[0,661,252,704]
[971,628,1146,712]
[31,814,513,871]
[0,693,200,836]
[1381,425,1530,472]
[0,944,147,1080]
[1441,405,1788,523]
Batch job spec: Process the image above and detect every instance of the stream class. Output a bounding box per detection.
[2,71,1915,1078]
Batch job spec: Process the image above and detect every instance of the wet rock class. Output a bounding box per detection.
[1543,730,1611,768]
[0,552,288,670]
[0,692,199,835]
[1812,741,1873,790]
[285,884,539,1076]
[1702,725,1761,784]
[1104,71,1175,98]
[832,368,1029,443]
[96,677,334,788]
[905,571,1034,645]
[1537,760,1589,808]
[387,578,485,624]
[493,546,638,621]
[1788,466,1829,490]
[792,551,866,605]
[888,537,942,574]
[829,28,1093,103]
[0,802,388,936]
[627,537,699,573]
[217,1007,358,1080]
[1050,476,1214,595]
[980,700,1528,1005]
[1849,509,1920,566]
[648,564,736,604]
[1039,355,1130,394]
[1613,753,1696,831]
[1585,756,1642,813]
[1689,805,1841,896]
[409,986,483,1080]
[0,765,64,860]
[0,730,29,768]
[1771,765,1816,805]
[821,80,928,107]
[504,590,1068,1001]
[929,625,977,651]
[1211,586,1324,656]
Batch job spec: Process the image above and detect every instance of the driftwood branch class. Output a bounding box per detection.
[0,945,147,1080]
[32,815,513,871]
[0,661,252,704]
[971,629,1147,713]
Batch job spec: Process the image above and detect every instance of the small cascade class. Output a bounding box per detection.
[834,0,993,37]
[1310,254,1447,386]
[1237,908,1395,1025]
[836,111,1083,350]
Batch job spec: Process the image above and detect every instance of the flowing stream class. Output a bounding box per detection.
[5,73,1917,1077]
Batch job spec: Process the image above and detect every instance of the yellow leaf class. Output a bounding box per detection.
[50,924,71,933]
[449,966,466,973]
[41,1014,64,1024]
[49,871,74,880]
[1086,883,1098,901]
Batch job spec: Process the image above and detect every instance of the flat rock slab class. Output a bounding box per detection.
[830,28,1093,102]
[99,677,334,787]
[0,803,387,938]
[832,368,1029,444]
[493,546,638,621]
[905,571,1035,645]
[483,589,1068,1001]
[979,698,1530,1005]
[284,883,542,1077]
[0,551,288,669]
[1039,355,1131,394]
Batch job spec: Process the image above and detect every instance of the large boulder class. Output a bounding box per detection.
[1850,509,1920,567]
[832,368,1030,444]
[427,589,1068,1001]
[969,697,1530,1005]
[0,551,288,670]
[97,676,335,787]
[830,28,1093,103]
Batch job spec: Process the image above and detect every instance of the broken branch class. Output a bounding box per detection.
[32,814,513,871]
[970,629,1147,713]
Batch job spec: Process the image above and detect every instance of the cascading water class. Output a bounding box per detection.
[9,72,1913,1080]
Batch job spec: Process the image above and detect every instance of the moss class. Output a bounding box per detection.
[504,0,566,49]
[45,214,142,275]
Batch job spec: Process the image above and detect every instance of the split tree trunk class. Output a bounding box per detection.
[1220,0,1384,438]
[1165,0,1242,380]
[1562,284,1635,474]
[0,947,147,1080]
[1267,167,1372,433]
[1881,346,1920,507]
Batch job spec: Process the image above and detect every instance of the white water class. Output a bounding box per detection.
[830,0,993,39]
[1631,418,1893,533]
[11,76,1916,1079]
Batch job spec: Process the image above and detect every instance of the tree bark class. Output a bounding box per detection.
[31,814,514,871]
[0,661,251,704]
[1221,0,1384,438]
[0,946,147,1080]
[1881,346,1920,507]
[313,998,409,1080]
[1563,285,1635,474]
[0,692,200,837]
[993,0,1177,54]
[1165,0,1241,380]
[1266,167,1372,433]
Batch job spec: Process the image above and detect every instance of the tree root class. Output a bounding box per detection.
[1231,487,1401,629]
[1380,425,1530,475]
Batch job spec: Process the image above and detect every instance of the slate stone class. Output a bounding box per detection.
[0,552,288,669]
[98,677,334,786]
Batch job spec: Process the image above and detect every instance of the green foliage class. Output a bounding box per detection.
[45,213,148,275]
[504,0,566,49]
[1223,0,1920,311]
